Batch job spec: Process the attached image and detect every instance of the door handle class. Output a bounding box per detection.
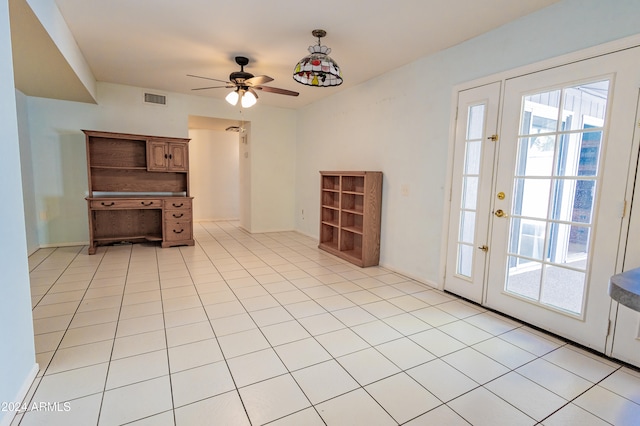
[478,245,489,252]
[494,209,507,218]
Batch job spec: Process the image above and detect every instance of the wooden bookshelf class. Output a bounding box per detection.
[319,171,382,267]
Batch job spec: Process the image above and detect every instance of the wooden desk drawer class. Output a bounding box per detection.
[90,199,162,209]
[165,198,192,210]
[165,210,191,221]
[164,221,192,241]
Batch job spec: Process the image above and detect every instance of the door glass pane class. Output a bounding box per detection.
[521,90,561,135]
[467,105,485,139]
[546,223,589,268]
[516,136,556,176]
[465,141,482,174]
[562,81,609,132]
[550,180,595,224]
[540,266,586,314]
[457,244,473,277]
[566,224,590,263]
[460,211,476,244]
[556,132,602,177]
[506,256,541,300]
[505,79,609,315]
[509,218,546,261]
[462,177,479,209]
[577,131,602,177]
[512,178,551,219]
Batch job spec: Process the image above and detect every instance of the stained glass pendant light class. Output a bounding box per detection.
[293,29,343,87]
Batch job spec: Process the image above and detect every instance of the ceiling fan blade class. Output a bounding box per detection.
[187,74,230,84]
[247,88,259,99]
[191,85,233,91]
[255,86,300,97]
[245,75,274,86]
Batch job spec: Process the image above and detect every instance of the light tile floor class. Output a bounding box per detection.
[10,221,640,425]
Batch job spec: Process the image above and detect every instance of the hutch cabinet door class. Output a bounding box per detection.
[167,143,188,172]
[147,140,169,171]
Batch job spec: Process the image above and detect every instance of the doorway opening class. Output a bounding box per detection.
[187,115,248,224]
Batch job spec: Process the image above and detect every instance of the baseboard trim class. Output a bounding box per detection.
[38,241,88,249]
[0,363,39,426]
[377,262,440,290]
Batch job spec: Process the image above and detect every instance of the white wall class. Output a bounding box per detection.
[16,89,38,254]
[0,2,36,425]
[25,81,297,246]
[249,108,296,232]
[189,128,239,221]
[294,0,640,285]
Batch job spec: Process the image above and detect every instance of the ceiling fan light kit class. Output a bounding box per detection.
[188,56,299,108]
[293,29,343,87]
[225,88,257,108]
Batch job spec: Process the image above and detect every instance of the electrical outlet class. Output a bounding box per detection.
[401,184,410,196]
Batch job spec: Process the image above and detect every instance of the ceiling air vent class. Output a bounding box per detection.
[143,92,167,106]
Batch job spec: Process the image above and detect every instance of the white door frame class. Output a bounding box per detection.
[607,89,640,363]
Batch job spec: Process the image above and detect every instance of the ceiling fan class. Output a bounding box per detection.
[188,56,299,107]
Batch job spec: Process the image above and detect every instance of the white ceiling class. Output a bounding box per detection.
[21,0,560,109]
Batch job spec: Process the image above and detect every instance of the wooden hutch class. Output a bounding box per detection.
[84,130,194,254]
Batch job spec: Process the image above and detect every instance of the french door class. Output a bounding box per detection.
[444,83,500,303]
[446,46,640,352]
